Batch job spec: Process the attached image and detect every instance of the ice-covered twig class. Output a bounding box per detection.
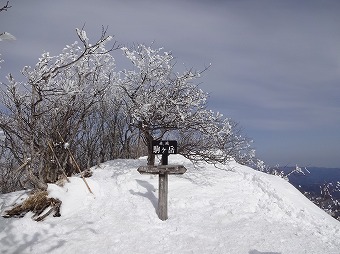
[0,32,16,41]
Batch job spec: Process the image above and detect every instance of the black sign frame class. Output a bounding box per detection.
[152,140,177,155]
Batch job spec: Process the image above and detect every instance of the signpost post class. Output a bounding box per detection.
[137,140,186,221]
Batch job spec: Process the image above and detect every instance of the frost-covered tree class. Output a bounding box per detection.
[118,44,254,165]
[175,114,255,165]
[119,45,210,164]
[0,27,117,190]
[0,27,257,193]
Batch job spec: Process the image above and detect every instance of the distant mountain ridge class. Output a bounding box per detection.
[281,167,340,199]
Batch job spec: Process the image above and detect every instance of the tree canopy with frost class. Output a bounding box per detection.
[119,45,209,164]
[118,44,254,165]
[0,28,255,193]
[0,27,117,190]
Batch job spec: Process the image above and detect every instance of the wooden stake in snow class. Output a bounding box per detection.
[47,141,70,183]
[57,131,93,194]
[137,140,186,221]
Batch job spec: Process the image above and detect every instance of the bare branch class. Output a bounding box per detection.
[0,1,11,12]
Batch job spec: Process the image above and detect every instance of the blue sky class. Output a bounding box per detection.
[1,0,340,167]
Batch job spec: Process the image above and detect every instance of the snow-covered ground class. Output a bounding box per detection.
[1,155,339,254]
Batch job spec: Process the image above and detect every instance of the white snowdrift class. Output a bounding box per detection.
[1,155,339,254]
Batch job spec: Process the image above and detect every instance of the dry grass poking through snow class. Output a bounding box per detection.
[3,190,61,221]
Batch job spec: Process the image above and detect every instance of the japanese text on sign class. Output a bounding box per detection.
[152,140,177,155]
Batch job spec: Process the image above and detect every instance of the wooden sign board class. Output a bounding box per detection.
[152,140,177,155]
[138,165,187,175]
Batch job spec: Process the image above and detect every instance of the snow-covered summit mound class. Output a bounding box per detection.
[1,155,339,253]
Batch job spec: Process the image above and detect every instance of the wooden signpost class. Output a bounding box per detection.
[137,140,186,221]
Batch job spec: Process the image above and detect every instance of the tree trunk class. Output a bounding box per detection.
[147,151,155,166]
[143,129,155,166]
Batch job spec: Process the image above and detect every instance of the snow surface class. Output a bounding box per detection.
[1,155,339,254]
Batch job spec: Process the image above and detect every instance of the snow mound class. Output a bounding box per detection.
[1,155,339,253]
